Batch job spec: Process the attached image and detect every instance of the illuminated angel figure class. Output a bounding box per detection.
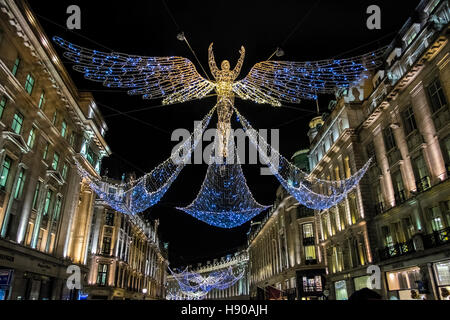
[208,43,245,158]
[53,37,384,157]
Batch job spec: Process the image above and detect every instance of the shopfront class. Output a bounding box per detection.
[0,269,13,300]
[353,275,371,291]
[296,269,326,300]
[334,280,348,300]
[433,260,450,300]
[385,266,426,300]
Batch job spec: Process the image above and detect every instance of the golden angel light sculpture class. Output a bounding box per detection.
[53,36,383,227]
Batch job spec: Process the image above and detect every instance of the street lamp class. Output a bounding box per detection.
[142,288,148,300]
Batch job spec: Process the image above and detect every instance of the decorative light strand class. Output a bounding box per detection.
[233,47,386,106]
[52,37,215,104]
[75,107,216,214]
[168,266,244,297]
[234,107,372,210]
[177,144,270,228]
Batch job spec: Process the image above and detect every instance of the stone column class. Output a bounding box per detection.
[410,82,446,183]
[0,161,25,238]
[390,106,417,194]
[67,181,94,264]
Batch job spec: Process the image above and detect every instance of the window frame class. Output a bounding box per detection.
[24,73,35,95]
[11,112,24,135]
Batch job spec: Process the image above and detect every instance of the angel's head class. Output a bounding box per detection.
[221,60,230,71]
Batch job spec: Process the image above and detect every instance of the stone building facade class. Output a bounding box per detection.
[306,0,450,300]
[0,0,110,300]
[247,151,327,300]
[85,185,168,300]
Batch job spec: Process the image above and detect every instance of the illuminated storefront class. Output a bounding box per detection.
[334,280,348,300]
[433,260,450,300]
[296,269,326,300]
[353,275,371,291]
[385,267,425,300]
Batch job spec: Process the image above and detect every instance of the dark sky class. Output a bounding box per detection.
[27,0,420,267]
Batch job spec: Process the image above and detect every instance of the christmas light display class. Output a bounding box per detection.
[52,37,215,104]
[54,37,380,224]
[166,289,207,300]
[75,107,215,214]
[168,266,244,297]
[177,146,270,228]
[233,48,386,105]
[234,107,372,210]
[54,37,384,155]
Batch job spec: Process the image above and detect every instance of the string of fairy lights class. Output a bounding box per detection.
[176,143,270,229]
[234,107,372,210]
[167,267,244,300]
[75,106,216,215]
[54,36,382,227]
[233,47,386,105]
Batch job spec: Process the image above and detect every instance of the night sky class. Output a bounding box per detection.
[27,0,420,267]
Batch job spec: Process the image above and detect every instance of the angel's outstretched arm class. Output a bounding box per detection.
[208,43,219,79]
[232,46,245,79]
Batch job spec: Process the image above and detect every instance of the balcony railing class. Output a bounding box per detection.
[379,239,415,260]
[423,227,450,249]
[394,190,407,206]
[305,258,318,265]
[303,237,315,246]
[374,202,386,215]
[416,176,431,192]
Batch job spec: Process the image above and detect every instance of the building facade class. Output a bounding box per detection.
[306,0,450,300]
[0,0,110,300]
[167,250,249,300]
[86,185,168,300]
[247,150,327,300]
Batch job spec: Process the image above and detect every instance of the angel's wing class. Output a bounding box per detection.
[233,48,385,106]
[53,37,215,104]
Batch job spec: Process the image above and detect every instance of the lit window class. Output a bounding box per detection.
[383,126,396,151]
[402,106,417,135]
[61,120,67,138]
[42,142,49,160]
[13,167,26,199]
[305,245,316,261]
[52,152,59,170]
[52,111,57,125]
[0,96,6,119]
[97,264,108,285]
[62,163,69,179]
[86,147,96,166]
[11,112,24,134]
[11,57,20,76]
[38,91,46,109]
[302,223,314,238]
[27,127,36,149]
[102,237,112,255]
[43,189,53,216]
[32,181,41,210]
[69,132,76,147]
[0,156,12,188]
[53,196,62,221]
[24,74,35,94]
[428,78,448,113]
